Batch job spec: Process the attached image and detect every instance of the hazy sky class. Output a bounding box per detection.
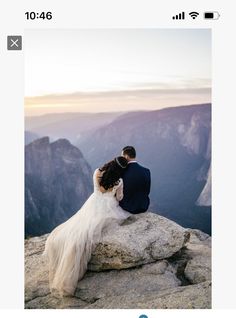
[24,29,211,115]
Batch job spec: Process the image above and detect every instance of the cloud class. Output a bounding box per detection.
[25,86,211,107]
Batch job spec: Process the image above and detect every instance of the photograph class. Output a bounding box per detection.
[24,29,211,309]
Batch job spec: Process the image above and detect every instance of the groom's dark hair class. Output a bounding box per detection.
[122,146,136,159]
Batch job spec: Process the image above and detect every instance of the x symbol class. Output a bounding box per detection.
[10,39,19,47]
[7,36,22,50]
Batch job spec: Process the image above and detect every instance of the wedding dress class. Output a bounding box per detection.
[43,169,131,297]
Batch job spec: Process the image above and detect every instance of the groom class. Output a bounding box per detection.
[119,146,151,214]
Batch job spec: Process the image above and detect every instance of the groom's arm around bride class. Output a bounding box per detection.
[119,146,151,214]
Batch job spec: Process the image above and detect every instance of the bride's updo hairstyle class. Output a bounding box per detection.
[99,156,128,190]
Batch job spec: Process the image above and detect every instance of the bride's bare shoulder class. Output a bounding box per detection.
[94,168,104,185]
[94,168,103,177]
[94,169,111,193]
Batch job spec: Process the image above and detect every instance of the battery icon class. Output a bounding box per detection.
[204,11,220,19]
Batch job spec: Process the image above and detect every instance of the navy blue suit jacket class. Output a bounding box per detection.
[119,162,151,214]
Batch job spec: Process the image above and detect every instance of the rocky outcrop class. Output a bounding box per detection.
[25,212,211,309]
[184,229,211,283]
[76,260,181,304]
[86,281,211,309]
[88,212,189,271]
[25,137,93,236]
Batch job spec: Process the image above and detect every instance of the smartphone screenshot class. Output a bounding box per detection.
[0,0,235,317]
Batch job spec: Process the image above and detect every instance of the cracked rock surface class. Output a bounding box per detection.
[85,281,211,309]
[25,212,211,309]
[88,212,189,271]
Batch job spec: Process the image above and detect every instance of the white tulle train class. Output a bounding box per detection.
[43,171,131,297]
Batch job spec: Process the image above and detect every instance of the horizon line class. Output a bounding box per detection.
[25,102,211,118]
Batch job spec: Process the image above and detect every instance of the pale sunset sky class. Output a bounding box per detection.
[24,29,211,116]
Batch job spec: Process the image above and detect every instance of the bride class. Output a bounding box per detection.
[43,156,131,297]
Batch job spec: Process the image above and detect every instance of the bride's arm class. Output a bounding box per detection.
[115,179,124,201]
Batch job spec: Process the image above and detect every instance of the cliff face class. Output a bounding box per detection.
[25,137,93,236]
[25,212,211,309]
[197,164,211,206]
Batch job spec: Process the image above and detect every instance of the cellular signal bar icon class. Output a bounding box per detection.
[172,12,185,20]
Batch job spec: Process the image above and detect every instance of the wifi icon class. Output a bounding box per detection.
[189,11,199,19]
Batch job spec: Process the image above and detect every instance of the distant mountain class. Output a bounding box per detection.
[25,112,123,144]
[25,104,211,234]
[197,165,211,206]
[76,104,211,234]
[25,131,39,145]
[25,137,93,237]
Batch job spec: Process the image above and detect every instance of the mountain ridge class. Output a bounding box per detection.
[25,103,211,235]
[25,137,93,237]
[75,103,211,233]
